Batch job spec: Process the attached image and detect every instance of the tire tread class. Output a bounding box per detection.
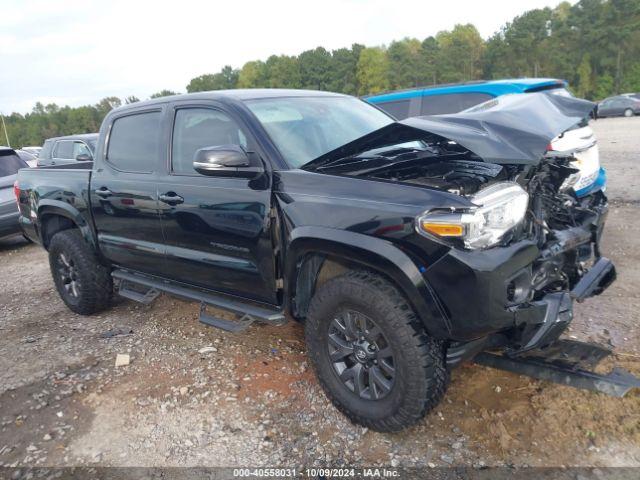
[305,270,448,432]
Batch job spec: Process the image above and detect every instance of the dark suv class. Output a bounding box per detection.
[16,90,616,431]
[1,147,29,239]
[38,133,98,167]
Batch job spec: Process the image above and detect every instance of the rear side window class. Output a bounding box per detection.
[420,93,493,115]
[375,99,411,119]
[40,140,54,160]
[54,140,74,159]
[0,150,28,176]
[107,111,162,173]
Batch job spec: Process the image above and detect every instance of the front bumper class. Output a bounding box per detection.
[423,201,614,344]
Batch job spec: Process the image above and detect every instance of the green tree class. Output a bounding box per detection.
[435,24,485,83]
[356,47,389,95]
[388,38,426,89]
[327,44,365,94]
[298,47,333,90]
[594,73,615,99]
[186,66,239,92]
[420,36,439,85]
[576,54,593,98]
[622,62,640,92]
[264,55,301,88]
[149,90,178,99]
[237,61,267,88]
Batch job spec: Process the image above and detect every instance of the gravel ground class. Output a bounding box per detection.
[1,116,639,469]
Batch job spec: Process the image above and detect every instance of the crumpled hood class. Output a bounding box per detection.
[303,92,596,169]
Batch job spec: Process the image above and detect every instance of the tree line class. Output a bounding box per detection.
[3,0,639,148]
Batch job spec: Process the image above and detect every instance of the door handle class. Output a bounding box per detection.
[159,192,184,205]
[95,188,112,197]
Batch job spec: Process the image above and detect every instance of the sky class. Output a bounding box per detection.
[0,0,570,114]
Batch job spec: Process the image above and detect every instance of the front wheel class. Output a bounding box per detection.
[305,270,448,432]
[48,229,113,315]
[624,108,633,117]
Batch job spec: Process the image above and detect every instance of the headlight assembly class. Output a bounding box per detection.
[416,182,529,250]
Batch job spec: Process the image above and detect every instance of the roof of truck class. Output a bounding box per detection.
[113,89,348,112]
[43,133,99,142]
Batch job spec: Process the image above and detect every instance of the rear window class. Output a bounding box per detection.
[0,150,28,176]
[106,111,162,173]
[420,93,493,115]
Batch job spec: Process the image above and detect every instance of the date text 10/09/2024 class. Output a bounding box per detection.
[233,468,401,478]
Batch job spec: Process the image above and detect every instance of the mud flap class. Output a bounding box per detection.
[474,339,640,397]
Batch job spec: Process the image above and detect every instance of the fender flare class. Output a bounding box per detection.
[37,200,97,250]
[284,226,451,338]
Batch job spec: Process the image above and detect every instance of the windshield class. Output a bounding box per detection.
[245,96,393,168]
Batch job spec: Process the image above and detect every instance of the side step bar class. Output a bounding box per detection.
[112,269,286,333]
[474,339,640,397]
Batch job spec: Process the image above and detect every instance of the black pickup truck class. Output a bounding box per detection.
[15,89,617,432]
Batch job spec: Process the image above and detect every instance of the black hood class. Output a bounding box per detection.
[303,92,596,170]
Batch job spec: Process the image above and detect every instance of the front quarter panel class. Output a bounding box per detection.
[275,169,475,338]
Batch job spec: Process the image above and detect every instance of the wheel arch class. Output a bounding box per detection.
[38,200,95,250]
[284,226,451,338]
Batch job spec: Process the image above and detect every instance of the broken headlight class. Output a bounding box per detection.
[416,182,529,250]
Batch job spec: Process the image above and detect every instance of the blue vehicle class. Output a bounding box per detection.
[364,78,570,119]
[365,78,605,198]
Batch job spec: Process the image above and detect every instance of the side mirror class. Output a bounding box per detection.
[193,145,264,178]
[76,153,92,161]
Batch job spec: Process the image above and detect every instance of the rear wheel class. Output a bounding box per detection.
[624,108,633,117]
[48,229,113,315]
[305,270,448,432]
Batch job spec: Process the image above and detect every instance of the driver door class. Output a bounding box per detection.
[157,102,278,304]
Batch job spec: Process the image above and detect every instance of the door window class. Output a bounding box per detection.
[171,108,248,175]
[54,141,74,159]
[73,141,92,159]
[107,111,162,173]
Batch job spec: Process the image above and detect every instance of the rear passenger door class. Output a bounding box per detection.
[90,108,166,276]
[156,102,277,304]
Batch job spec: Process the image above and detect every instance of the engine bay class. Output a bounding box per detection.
[346,144,609,298]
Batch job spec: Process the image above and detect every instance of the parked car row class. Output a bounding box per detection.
[597,95,640,117]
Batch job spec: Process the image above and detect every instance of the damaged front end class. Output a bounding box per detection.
[304,93,628,394]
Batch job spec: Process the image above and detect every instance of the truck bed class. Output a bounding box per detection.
[16,164,94,245]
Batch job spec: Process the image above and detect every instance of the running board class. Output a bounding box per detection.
[474,339,640,397]
[112,269,286,332]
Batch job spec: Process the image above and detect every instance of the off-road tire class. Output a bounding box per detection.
[305,270,448,432]
[48,229,113,315]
